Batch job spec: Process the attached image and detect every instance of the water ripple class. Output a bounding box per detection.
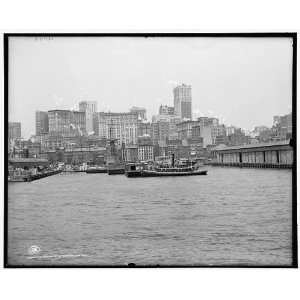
[7,167,292,266]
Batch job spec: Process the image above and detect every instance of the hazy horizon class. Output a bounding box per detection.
[8,36,293,139]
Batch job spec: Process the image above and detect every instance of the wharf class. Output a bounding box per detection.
[8,170,62,182]
[209,162,292,169]
[211,140,294,169]
[27,170,62,181]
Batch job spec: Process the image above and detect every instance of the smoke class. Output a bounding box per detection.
[193,108,228,125]
[207,109,214,117]
[155,98,163,104]
[52,94,64,109]
[69,103,78,111]
[193,108,204,119]
[168,80,179,87]
[214,113,227,125]
[77,125,83,136]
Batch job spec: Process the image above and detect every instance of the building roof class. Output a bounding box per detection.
[177,120,198,125]
[174,83,191,88]
[48,109,71,112]
[9,158,49,163]
[125,145,138,149]
[212,140,291,152]
[48,109,84,114]
[64,147,106,152]
[97,111,138,116]
[130,106,146,111]
[9,158,49,167]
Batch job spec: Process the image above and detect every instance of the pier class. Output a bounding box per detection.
[26,169,62,182]
[210,140,293,169]
[8,158,61,182]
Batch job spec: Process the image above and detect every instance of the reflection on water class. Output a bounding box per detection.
[7,167,293,266]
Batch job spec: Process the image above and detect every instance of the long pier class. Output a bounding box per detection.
[211,140,293,169]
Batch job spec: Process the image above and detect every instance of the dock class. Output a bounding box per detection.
[210,140,294,169]
[8,158,62,182]
[8,170,62,182]
[27,170,62,181]
[209,162,292,169]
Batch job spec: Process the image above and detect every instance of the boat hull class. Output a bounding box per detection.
[125,170,143,177]
[107,168,125,175]
[126,169,208,177]
[86,169,107,174]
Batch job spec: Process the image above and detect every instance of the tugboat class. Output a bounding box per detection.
[107,162,125,175]
[125,154,208,177]
[125,162,145,177]
[106,139,125,175]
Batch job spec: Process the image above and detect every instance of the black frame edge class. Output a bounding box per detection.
[3,32,298,268]
[291,34,298,268]
[4,33,9,268]
[2,32,298,38]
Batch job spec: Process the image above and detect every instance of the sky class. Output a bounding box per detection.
[8,36,293,139]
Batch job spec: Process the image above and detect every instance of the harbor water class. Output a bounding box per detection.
[7,167,293,266]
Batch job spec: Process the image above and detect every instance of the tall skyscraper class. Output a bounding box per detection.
[173,84,192,120]
[79,101,97,134]
[8,122,21,140]
[35,111,49,135]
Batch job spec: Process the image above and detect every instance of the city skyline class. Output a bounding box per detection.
[8,37,293,138]
[10,100,292,140]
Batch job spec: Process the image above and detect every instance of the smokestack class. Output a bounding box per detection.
[171,153,175,167]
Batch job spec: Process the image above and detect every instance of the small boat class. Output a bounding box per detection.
[86,166,107,174]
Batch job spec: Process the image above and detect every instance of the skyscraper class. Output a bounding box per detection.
[94,111,139,146]
[8,122,21,140]
[152,114,181,143]
[159,105,174,115]
[173,84,192,120]
[48,110,86,136]
[35,111,49,135]
[79,101,97,134]
[273,113,292,139]
[130,106,147,121]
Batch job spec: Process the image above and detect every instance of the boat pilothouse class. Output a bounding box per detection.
[125,154,208,177]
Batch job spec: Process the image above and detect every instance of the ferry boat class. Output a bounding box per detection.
[125,155,208,177]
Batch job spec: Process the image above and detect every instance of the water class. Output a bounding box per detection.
[7,167,293,266]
